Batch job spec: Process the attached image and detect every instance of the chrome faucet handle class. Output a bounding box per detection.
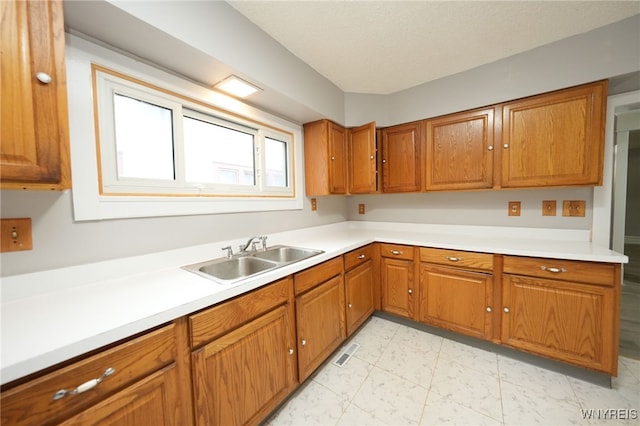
[251,240,260,251]
[260,235,268,250]
[222,246,233,258]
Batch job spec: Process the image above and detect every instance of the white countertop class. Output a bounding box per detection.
[0,221,628,385]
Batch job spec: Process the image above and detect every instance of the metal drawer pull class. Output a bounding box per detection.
[446,256,462,262]
[52,367,115,401]
[358,254,366,259]
[540,266,567,273]
[391,250,403,255]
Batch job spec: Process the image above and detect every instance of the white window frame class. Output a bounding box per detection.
[66,35,303,221]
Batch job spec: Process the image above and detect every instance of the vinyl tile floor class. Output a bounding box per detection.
[266,317,640,426]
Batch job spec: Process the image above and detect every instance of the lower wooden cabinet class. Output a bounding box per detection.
[294,257,346,381]
[344,245,375,336]
[501,256,620,375]
[190,277,296,426]
[1,324,183,426]
[380,243,416,319]
[418,248,494,340]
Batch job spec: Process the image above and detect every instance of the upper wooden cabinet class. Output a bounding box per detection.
[381,121,423,193]
[303,120,347,195]
[424,108,495,191]
[348,122,378,193]
[501,81,606,188]
[1,0,71,190]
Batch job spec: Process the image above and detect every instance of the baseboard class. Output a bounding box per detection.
[625,236,640,245]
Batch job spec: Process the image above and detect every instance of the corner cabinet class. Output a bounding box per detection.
[190,277,297,426]
[501,256,620,375]
[380,243,417,319]
[501,81,606,188]
[381,121,423,192]
[294,257,346,381]
[424,108,495,191]
[1,324,187,426]
[303,120,347,195]
[418,248,494,340]
[1,0,71,190]
[348,122,378,193]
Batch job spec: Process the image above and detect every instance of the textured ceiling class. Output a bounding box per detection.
[228,1,640,94]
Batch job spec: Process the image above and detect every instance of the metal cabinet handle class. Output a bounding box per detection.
[488,146,494,151]
[446,256,462,262]
[503,307,510,313]
[503,144,509,149]
[391,250,403,255]
[370,155,375,159]
[382,159,387,163]
[486,307,492,313]
[331,156,335,160]
[36,72,52,84]
[540,266,567,273]
[289,348,294,355]
[408,289,413,295]
[358,254,366,259]
[52,368,115,401]
[348,303,353,309]
[301,339,307,346]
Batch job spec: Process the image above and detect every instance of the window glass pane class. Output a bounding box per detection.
[183,116,255,185]
[265,137,288,187]
[113,94,175,180]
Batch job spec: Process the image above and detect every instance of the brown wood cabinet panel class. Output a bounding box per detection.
[296,275,346,381]
[419,247,493,271]
[501,81,606,188]
[1,0,71,190]
[192,305,296,426]
[381,256,415,319]
[424,108,494,190]
[344,244,374,271]
[303,120,347,195]
[503,256,616,287]
[501,273,617,374]
[189,277,291,347]
[419,264,492,340]
[382,121,422,192]
[379,243,415,261]
[348,121,378,193]
[345,259,375,336]
[294,256,343,295]
[1,324,176,425]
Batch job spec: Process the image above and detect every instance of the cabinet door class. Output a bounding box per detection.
[345,259,375,336]
[59,365,181,426]
[328,122,347,194]
[381,257,415,319]
[296,275,346,381]
[501,81,606,188]
[382,122,422,192]
[502,274,616,374]
[419,264,492,340]
[192,305,296,426]
[425,108,494,190]
[348,122,377,193]
[1,0,70,189]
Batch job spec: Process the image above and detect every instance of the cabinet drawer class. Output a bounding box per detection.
[420,247,493,271]
[379,243,414,260]
[503,256,616,286]
[294,256,343,295]
[344,244,374,271]
[1,324,175,426]
[190,276,291,347]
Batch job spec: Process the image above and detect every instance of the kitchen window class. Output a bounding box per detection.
[67,57,303,220]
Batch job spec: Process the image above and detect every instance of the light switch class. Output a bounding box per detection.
[542,200,556,216]
[562,200,586,217]
[508,201,521,216]
[1,218,33,252]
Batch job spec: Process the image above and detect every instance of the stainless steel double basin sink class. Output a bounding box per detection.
[183,245,324,284]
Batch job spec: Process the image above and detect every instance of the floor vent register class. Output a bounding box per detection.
[333,343,360,367]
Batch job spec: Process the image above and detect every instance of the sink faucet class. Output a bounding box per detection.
[239,236,259,253]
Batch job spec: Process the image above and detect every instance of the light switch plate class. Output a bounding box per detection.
[562,200,586,217]
[311,198,317,211]
[542,200,557,216]
[1,218,33,252]
[508,201,521,216]
[358,204,365,215]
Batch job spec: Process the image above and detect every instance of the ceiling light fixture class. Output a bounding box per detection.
[214,75,261,98]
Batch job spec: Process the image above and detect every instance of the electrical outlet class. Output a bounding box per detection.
[358,203,365,215]
[542,200,557,216]
[508,201,521,216]
[562,200,586,217]
[311,198,317,211]
[1,218,33,252]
